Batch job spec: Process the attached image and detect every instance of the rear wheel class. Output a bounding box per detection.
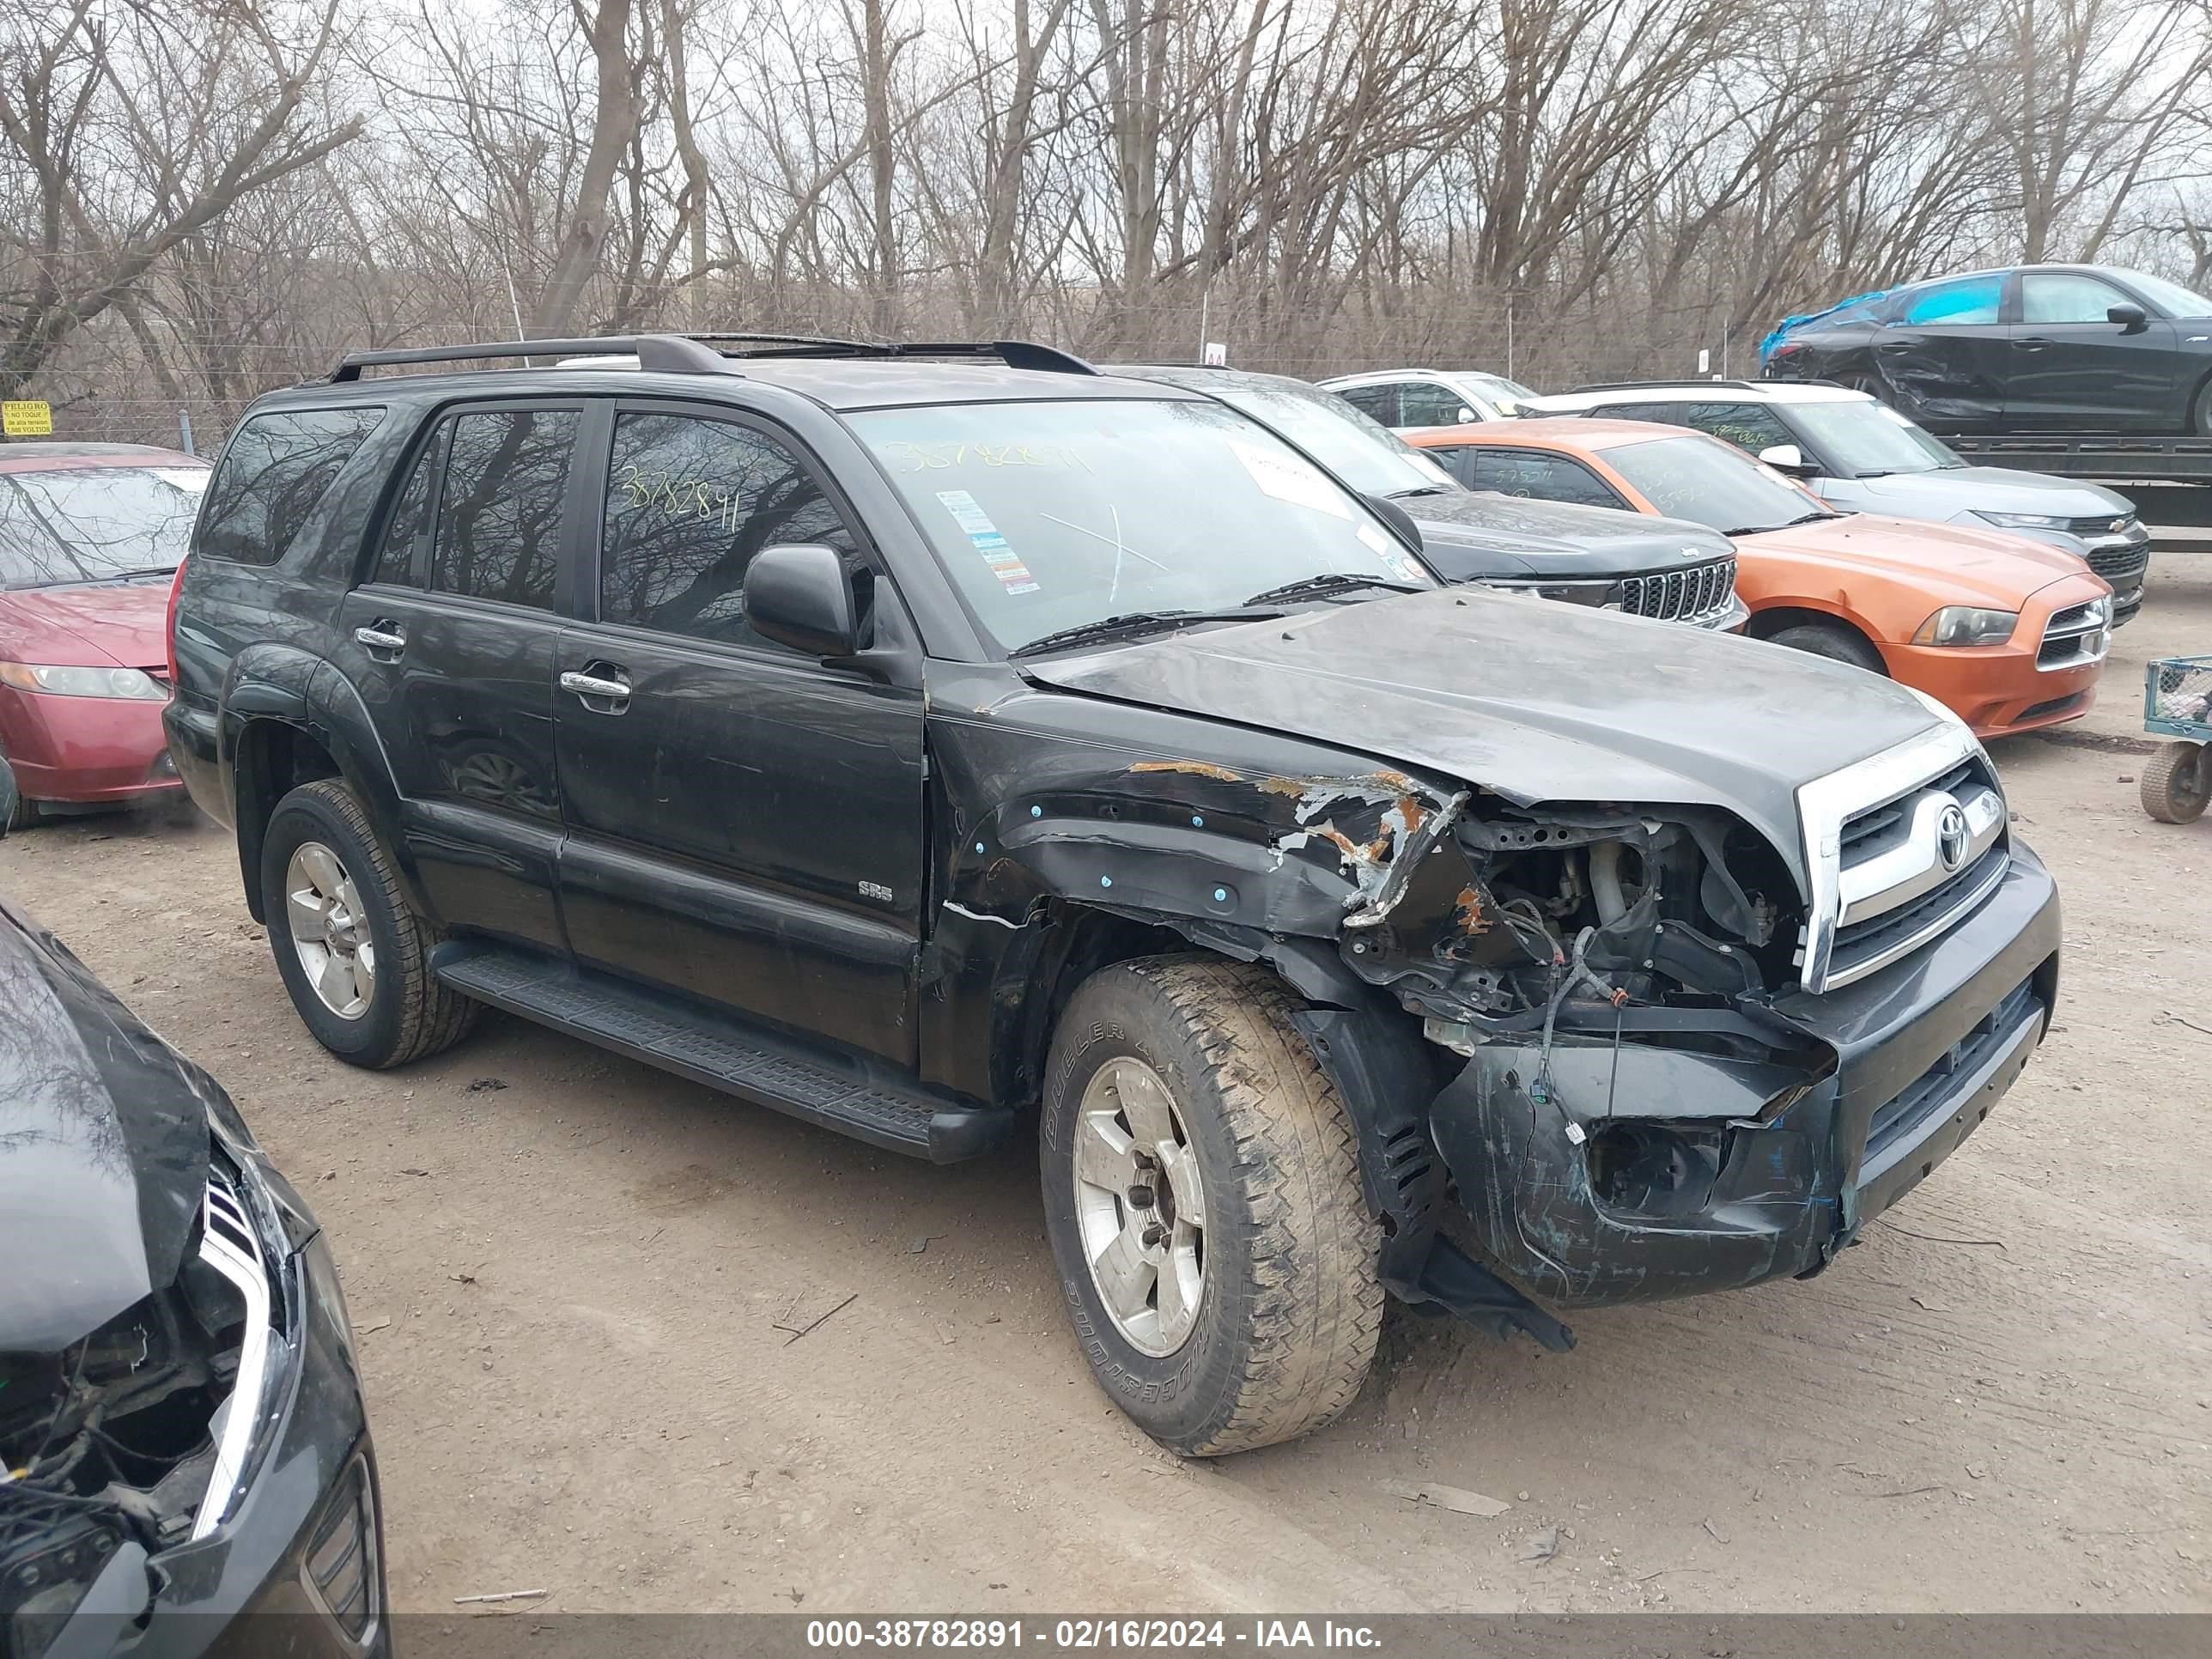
[1039,956,1382,1456]
[1767,621,1888,676]
[260,779,480,1066]
[2191,375,2212,436]
[2140,741,2210,823]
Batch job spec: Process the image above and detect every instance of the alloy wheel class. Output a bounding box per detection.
[285,841,376,1019]
[1071,1057,1209,1356]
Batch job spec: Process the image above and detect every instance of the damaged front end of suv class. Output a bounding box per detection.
[997,589,2062,1346]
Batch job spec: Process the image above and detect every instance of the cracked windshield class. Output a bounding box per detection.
[850,398,1433,652]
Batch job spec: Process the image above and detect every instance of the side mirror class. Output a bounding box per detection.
[744,544,860,659]
[0,756,15,838]
[2108,302,2148,334]
[1758,442,1814,475]
[1455,405,1475,424]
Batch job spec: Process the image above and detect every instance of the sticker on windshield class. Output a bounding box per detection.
[1227,437,1352,520]
[154,468,210,493]
[1356,519,1426,582]
[937,489,1038,594]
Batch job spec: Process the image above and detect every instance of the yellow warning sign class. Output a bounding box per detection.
[3,400,52,436]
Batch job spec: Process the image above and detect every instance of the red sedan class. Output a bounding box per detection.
[0,443,209,826]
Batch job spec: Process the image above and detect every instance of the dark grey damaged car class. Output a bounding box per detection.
[0,763,384,1659]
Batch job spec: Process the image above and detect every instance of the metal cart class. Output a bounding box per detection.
[2142,654,2212,823]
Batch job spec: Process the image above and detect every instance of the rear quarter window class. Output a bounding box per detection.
[198,407,386,566]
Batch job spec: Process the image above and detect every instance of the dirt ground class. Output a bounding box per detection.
[5,556,2209,1617]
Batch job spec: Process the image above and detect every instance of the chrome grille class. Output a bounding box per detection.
[2061,514,2141,539]
[1618,558,1735,623]
[1797,730,2008,994]
[2037,599,2111,670]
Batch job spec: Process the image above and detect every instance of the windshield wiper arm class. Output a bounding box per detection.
[1242,572,1425,606]
[1388,484,1454,499]
[1723,509,1838,536]
[1007,608,1276,659]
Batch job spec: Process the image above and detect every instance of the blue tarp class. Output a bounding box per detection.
[1758,289,1887,368]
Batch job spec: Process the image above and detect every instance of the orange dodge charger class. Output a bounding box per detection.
[1407,417,2113,738]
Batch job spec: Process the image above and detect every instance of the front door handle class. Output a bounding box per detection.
[2012,337,2053,350]
[355,622,406,659]
[560,666,632,708]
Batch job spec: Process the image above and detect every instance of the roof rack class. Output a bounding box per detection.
[325,334,1098,383]
[1565,378,1765,394]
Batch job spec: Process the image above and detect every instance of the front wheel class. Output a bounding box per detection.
[1767,620,1888,676]
[2141,741,2210,823]
[1039,957,1382,1456]
[260,779,480,1066]
[2192,375,2212,436]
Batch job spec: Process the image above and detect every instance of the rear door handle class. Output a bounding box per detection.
[355,622,406,659]
[2012,337,2053,350]
[560,666,632,708]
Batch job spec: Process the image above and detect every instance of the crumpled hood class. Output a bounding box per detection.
[1020,585,1939,877]
[0,896,208,1352]
[1844,465,2134,521]
[1405,489,1735,583]
[0,580,172,671]
[1742,514,2095,608]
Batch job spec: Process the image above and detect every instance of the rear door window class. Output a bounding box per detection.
[428,409,578,611]
[368,432,440,586]
[199,407,385,565]
[1334,384,1400,426]
[1468,449,1626,509]
[1899,276,2002,326]
[599,410,859,649]
[1680,403,1795,453]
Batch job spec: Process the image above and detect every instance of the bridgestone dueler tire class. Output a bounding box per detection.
[260,779,481,1068]
[2140,740,2211,824]
[1039,956,1383,1456]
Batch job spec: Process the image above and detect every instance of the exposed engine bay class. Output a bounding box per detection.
[0,1174,264,1645]
[1329,792,1804,1036]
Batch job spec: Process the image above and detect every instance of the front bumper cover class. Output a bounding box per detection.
[1425,841,2060,1309]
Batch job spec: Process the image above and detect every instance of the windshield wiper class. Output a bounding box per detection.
[1008,608,1276,659]
[1722,509,1839,536]
[1388,484,1455,499]
[1242,572,1425,606]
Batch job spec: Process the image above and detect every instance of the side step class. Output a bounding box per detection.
[432,942,1012,1164]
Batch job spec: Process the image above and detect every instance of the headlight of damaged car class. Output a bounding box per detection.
[0,662,167,700]
[186,1141,308,1540]
[1911,605,2018,647]
[1972,510,2072,532]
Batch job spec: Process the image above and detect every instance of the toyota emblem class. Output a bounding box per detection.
[1936,800,1970,872]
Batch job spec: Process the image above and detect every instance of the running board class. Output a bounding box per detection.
[431,942,1012,1163]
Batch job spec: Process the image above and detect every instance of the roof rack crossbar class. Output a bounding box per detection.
[326,333,1098,382]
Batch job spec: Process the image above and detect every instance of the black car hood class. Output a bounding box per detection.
[1401,489,1736,582]
[0,896,208,1352]
[1020,586,1938,878]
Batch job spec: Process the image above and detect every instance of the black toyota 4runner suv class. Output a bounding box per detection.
[167,335,2061,1456]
